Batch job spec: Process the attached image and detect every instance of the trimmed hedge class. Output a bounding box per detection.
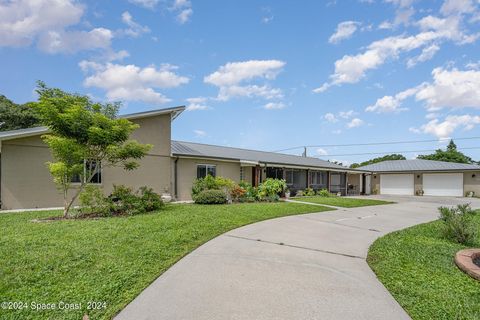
[194,189,227,204]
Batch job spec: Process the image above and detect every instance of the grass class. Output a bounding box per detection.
[368,211,480,320]
[293,196,393,207]
[0,202,332,320]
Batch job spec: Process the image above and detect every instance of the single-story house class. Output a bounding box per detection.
[0,106,366,209]
[358,159,480,197]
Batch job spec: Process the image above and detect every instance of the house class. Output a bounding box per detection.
[358,159,480,197]
[0,106,366,209]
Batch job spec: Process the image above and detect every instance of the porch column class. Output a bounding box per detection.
[328,171,331,192]
[306,169,310,188]
[344,172,348,196]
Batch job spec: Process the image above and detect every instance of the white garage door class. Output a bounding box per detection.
[380,174,414,195]
[423,173,463,197]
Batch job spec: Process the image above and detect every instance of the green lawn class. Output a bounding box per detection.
[368,212,480,320]
[294,196,393,207]
[0,202,332,320]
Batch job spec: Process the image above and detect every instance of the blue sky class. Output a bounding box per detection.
[1,0,480,165]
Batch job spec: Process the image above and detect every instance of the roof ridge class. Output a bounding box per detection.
[172,140,334,163]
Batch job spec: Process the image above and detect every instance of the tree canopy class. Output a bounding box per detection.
[350,154,406,168]
[417,140,474,164]
[31,82,152,217]
[0,95,40,131]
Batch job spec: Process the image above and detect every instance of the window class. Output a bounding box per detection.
[310,171,327,187]
[72,160,102,184]
[240,167,245,181]
[197,164,216,178]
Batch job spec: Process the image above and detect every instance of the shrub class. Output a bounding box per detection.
[230,185,246,202]
[194,189,227,204]
[138,186,164,212]
[191,175,235,200]
[239,181,258,200]
[110,185,144,215]
[258,178,287,199]
[79,185,111,216]
[318,189,330,197]
[192,175,219,198]
[303,188,315,196]
[438,204,477,245]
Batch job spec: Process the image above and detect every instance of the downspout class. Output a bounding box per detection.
[174,157,179,200]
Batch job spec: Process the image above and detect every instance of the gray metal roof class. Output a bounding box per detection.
[358,159,480,172]
[0,106,185,141]
[172,140,360,172]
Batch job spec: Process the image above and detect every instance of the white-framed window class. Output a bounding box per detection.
[240,167,245,181]
[197,164,216,178]
[72,160,102,184]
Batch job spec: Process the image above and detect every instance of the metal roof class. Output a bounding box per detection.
[358,159,480,172]
[0,106,185,141]
[172,140,362,172]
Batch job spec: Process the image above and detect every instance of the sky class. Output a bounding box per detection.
[1,0,480,166]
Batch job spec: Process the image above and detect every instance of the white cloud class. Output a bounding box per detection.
[440,0,476,16]
[329,21,360,44]
[316,148,329,156]
[410,114,480,138]
[205,60,285,87]
[194,129,206,137]
[128,0,160,9]
[347,118,365,128]
[332,129,342,134]
[406,44,440,68]
[37,28,113,54]
[315,13,478,92]
[82,62,189,104]
[0,0,83,47]
[368,66,480,115]
[177,8,193,24]
[172,0,193,24]
[0,0,119,54]
[186,97,210,111]
[264,102,286,110]
[120,11,150,37]
[466,60,480,70]
[415,67,480,111]
[324,112,338,122]
[378,21,394,29]
[366,87,416,113]
[204,60,285,101]
[339,110,356,119]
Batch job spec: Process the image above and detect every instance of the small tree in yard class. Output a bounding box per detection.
[32,82,152,218]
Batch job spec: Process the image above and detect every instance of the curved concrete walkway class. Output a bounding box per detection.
[115,196,480,320]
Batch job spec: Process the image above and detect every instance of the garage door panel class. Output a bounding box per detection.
[380,174,414,195]
[423,173,463,197]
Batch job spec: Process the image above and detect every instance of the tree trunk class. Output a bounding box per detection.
[63,187,69,218]
[63,170,98,218]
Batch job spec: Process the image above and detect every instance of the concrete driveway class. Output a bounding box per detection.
[115,196,480,320]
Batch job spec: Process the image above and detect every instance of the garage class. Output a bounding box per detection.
[423,173,463,197]
[380,174,414,195]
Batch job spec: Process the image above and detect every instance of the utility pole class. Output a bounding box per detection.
[302,146,307,157]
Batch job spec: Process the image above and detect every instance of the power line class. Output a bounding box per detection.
[321,146,480,157]
[272,136,480,152]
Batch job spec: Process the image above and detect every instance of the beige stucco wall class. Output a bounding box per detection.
[1,136,63,209]
[175,157,241,201]
[101,114,172,195]
[464,171,480,196]
[1,114,172,209]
